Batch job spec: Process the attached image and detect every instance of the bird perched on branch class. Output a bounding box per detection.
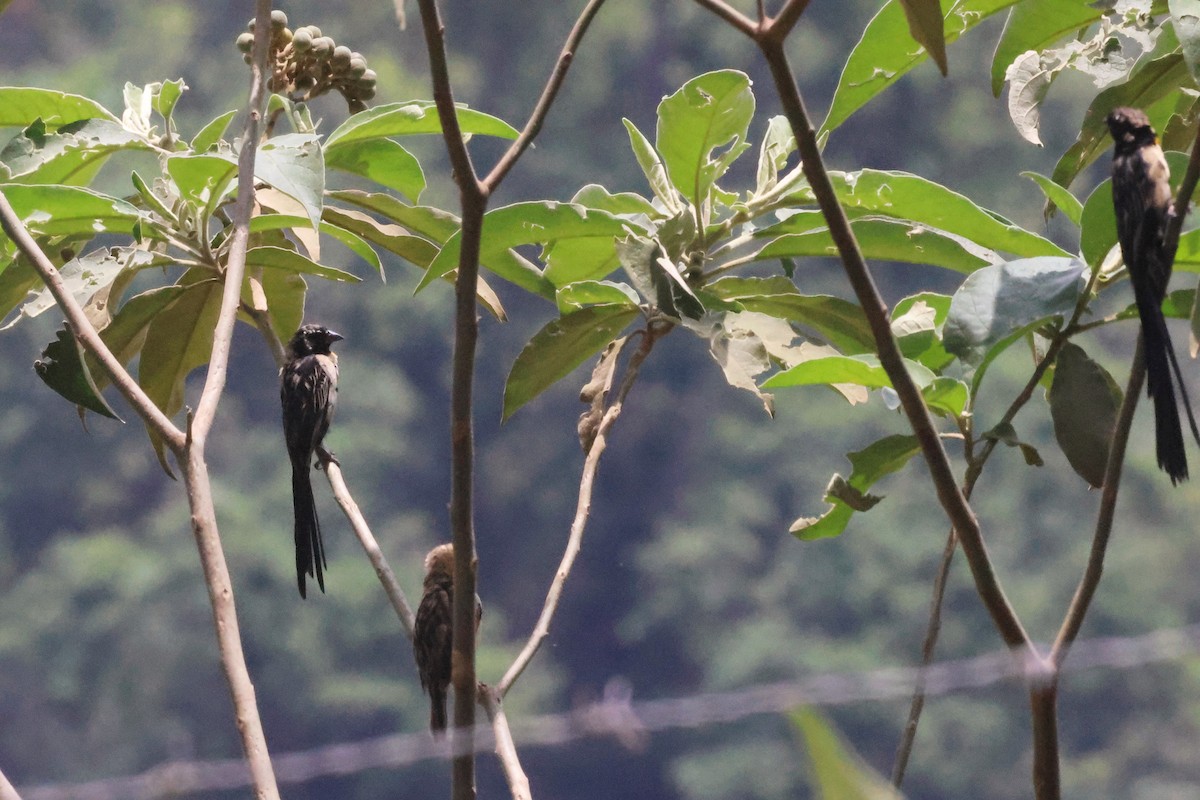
[413,543,482,733]
[281,323,343,597]
[1107,106,1200,483]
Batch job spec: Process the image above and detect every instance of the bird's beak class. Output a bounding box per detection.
[327,330,345,343]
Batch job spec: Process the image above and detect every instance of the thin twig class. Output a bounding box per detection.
[0,195,184,451]
[1050,344,1141,664]
[498,327,662,696]
[891,527,956,786]
[689,0,757,35]
[767,0,813,41]
[327,461,417,635]
[484,0,610,190]
[481,688,532,800]
[0,765,20,800]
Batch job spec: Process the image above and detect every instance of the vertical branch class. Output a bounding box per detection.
[177,2,282,796]
[190,0,271,442]
[415,3,484,798]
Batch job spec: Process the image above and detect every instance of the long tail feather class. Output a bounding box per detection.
[292,463,326,597]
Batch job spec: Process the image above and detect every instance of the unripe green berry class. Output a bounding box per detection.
[358,86,376,101]
[347,57,367,79]
[236,32,255,53]
[332,45,352,67]
[313,36,334,57]
[306,25,322,39]
[270,9,288,30]
[292,29,312,51]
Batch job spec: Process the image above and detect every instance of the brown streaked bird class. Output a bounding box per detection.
[281,323,343,597]
[413,543,482,733]
[1107,106,1200,483]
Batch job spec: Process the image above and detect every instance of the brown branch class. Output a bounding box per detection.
[690,0,757,37]
[767,0,813,41]
[1050,345,1141,664]
[0,195,184,451]
[174,4,283,796]
[481,688,533,800]
[189,1,270,443]
[752,38,1029,650]
[0,765,20,800]
[414,3,484,798]
[891,526,956,786]
[484,0,610,190]
[326,460,417,635]
[498,327,662,696]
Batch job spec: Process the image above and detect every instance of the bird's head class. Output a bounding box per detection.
[286,324,344,358]
[1106,106,1157,149]
[423,543,456,585]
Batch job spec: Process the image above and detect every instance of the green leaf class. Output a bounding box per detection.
[1048,342,1121,487]
[756,218,995,274]
[324,137,425,202]
[138,274,223,419]
[1171,0,1200,82]
[754,116,796,196]
[34,323,121,420]
[571,183,659,217]
[245,245,361,283]
[790,708,904,798]
[86,284,189,392]
[1052,52,1191,189]
[0,184,141,243]
[191,110,238,153]
[943,256,1085,390]
[0,256,41,324]
[137,273,221,472]
[503,304,640,420]
[1,119,151,186]
[923,376,970,417]
[556,280,641,312]
[684,311,793,415]
[707,276,876,355]
[241,266,306,345]
[656,70,755,207]
[1022,170,1083,226]
[899,0,948,75]
[322,101,519,150]
[0,88,118,128]
[250,213,383,276]
[763,353,936,391]
[623,118,682,213]
[1080,177,1117,269]
[819,169,1068,258]
[822,0,1018,135]
[321,206,438,269]
[891,292,955,372]
[789,435,923,540]
[544,236,624,287]
[421,201,622,297]
[255,133,324,231]
[166,153,237,209]
[328,189,459,241]
[10,247,139,326]
[991,0,1103,95]
[153,80,186,125]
